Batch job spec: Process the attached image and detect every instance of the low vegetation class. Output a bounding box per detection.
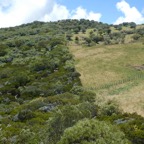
[0,20,144,143]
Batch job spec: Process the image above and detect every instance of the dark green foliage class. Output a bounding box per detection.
[11,72,30,87]
[0,44,8,56]
[129,22,136,28]
[58,118,130,144]
[84,37,92,46]
[75,36,79,44]
[66,33,72,41]
[70,86,96,102]
[136,28,144,36]
[81,28,86,33]
[75,36,79,41]
[98,113,144,144]
[0,29,81,100]
[49,38,65,48]
[98,100,121,116]
[0,20,83,143]
[114,25,122,30]
[132,34,141,40]
[44,102,98,143]
[45,92,80,105]
[17,109,35,121]
[0,20,143,144]
[118,114,144,144]
[92,35,103,43]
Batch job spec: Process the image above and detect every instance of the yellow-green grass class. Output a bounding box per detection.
[136,24,144,29]
[69,42,144,116]
[124,34,134,43]
[101,80,144,116]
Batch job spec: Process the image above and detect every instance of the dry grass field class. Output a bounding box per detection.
[69,42,144,116]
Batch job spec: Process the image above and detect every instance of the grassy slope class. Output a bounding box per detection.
[69,41,144,116]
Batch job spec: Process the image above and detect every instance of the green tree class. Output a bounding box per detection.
[129,22,136,29]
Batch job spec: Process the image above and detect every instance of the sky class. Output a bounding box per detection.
[0,0,144,28]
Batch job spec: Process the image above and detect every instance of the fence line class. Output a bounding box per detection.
[86,72,144,91]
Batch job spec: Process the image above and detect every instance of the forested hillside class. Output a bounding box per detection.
[0,20,144,143]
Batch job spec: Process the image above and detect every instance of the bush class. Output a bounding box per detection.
[98,113,144,144]
[44,102,98,143]
[98,100,121,116]
[0,44,8,56]
[11,73,30,87]
[21,85,41,98]
[75,36,79,44]
[84,37,92,46]
[49,38,65,48]
[58,118,130,144]
[18,109,35,121]
[16,129,39,144]
[70,86,96,102]
[132,34,141,40]
[64,60,75,72]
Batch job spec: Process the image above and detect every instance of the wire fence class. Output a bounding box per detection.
[87,72,144,91]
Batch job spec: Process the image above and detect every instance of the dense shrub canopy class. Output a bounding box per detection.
[0,20,144,144]
[58,118,130,144]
